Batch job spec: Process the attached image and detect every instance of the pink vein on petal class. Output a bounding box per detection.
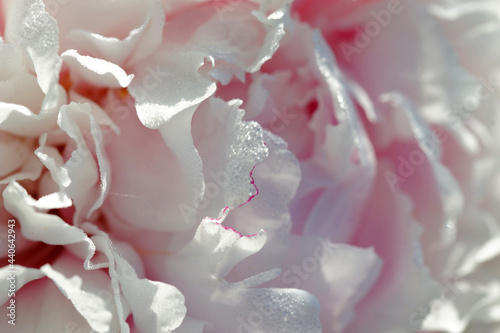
[237,164,259,208]
[206,206,262,238]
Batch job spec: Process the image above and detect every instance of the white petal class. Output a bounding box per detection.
[62,49,134,88]
[41,253,121,333]
[163,216,322,332]
[129,52,216,129]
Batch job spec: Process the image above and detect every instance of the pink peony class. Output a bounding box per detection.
[0,0,499,332]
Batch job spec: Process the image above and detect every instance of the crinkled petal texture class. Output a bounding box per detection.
[1,0,500,333]
[218,20,377,243]
[191,98,268,214]
[291,0,500,332]
[43,0,165,67]
[0,1,188,328]
[128,110,331,331]
[162,213,322,333]
[102,92,202,233]
[0,262,110,333]
[218,130,383,332]
[128,0,286,129]
[266,235,382,333]
[0,0,66,138]
[0,252,121,333]
[2,179,187,332]
[347,160,441,333]
[84,226,186,333]
[102,95,269,231]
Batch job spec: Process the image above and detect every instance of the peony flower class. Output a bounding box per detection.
[1,0,322,332]
[0,0,499,332]
[220,0,500,332]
